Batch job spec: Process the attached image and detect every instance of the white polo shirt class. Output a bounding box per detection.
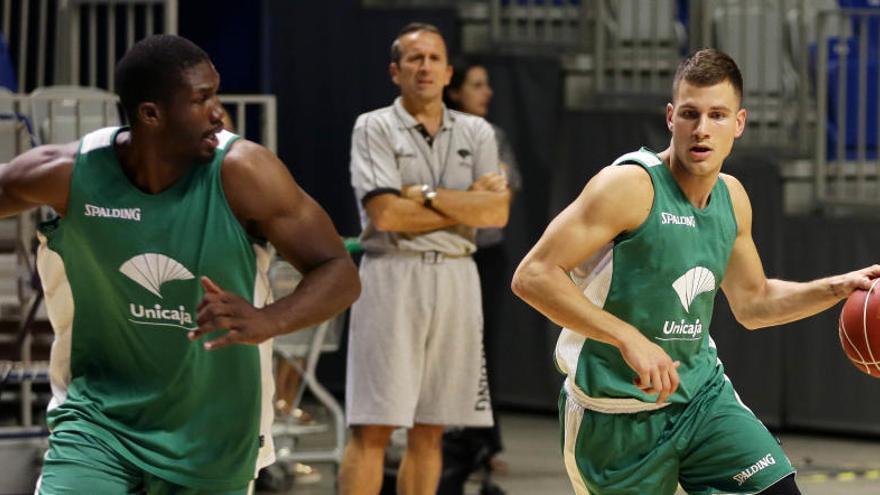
[350,97,500,256]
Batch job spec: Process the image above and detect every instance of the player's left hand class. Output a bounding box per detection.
[832,264,880,298]
[469,172,507,193]
[188,276,280,350]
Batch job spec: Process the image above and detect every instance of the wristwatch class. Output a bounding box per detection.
[420,184,438,208]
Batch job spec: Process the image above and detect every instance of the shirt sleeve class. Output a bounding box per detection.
[350,113,402,204]
[471,118,500,181]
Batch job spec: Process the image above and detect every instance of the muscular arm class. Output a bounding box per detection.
[215,140,360,339]
[512,165,680,403]
[0,143,76,217]
[719,175,880,329]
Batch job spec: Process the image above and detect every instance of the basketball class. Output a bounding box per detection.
[839,280,880,378]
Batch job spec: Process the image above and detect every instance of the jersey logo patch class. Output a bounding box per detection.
[84,203,141,221]
[660,212,696,228]
[672,266,715,313]
[119,253,195,298]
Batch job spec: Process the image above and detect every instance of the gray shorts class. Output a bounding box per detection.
[345,253,493,427]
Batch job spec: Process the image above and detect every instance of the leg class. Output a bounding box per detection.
[338,424,394,495]
[143,472,252,495]
[397,424,444,495]
[558,388,680,495]
[758,474,801,495]
[274,356,310,420]
[37,429,142,494]
[273,357,295,414]
[679,377,796,495]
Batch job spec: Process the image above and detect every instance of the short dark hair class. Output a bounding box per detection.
[115,34,211,125]
[443,56,485,111]
[390,22,443,65]
[672,48,743,103]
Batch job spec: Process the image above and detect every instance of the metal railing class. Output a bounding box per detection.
[220,95,278,154]
[488,0,590,52]
[593,0,683,95]
[814,8,880,207]
[692,0,815,152]
[65,0,177,90]
[0,0,177,93]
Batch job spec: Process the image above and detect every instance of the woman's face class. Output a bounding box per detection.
[454,66,493,117]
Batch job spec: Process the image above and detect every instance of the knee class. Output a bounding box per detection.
[406,425,444,452]
[351,425,394,450]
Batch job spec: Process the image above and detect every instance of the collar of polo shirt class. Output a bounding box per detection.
[392,97,454,132]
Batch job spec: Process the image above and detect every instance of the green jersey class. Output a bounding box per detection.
[556,148,737,413]
[37,127,276,490]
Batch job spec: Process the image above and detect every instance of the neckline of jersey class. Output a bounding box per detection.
[640,147,721,216]
[104,126,206,200]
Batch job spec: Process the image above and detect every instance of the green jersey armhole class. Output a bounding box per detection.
[612,158,658,244]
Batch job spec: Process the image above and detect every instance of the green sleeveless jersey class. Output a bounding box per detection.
[36,127,276,489]
[555,148,737,413]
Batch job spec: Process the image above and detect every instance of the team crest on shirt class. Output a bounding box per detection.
[119,253,196,330]
[672,266,715,313]
[656,266,715,342]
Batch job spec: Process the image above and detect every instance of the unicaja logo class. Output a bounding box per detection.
[119,253,194,298]
[119,253,196,331]
[672,266,715,313]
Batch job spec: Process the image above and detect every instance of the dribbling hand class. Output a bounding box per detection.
[830,264,880,298]
[188,276,279,350]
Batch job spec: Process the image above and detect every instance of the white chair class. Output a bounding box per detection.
[268,259,347,467]
[29,86,121,145]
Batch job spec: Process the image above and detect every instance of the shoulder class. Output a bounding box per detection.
[450,109,493,134]
[79,126,120,155]
[558,164,654,236]
[220,139,299,224]
[354,105,395,131]
[719,173,749,208]
[221,138,280,180]
[591,163,653,198]
[719,173,751,230]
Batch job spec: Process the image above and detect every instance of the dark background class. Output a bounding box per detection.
[179,1,880,434]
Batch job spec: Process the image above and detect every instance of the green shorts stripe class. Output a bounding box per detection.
[560,389,591,495]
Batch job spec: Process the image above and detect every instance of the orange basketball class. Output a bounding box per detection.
[839,280,880,378]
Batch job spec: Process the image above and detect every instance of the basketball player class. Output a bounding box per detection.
[0,35,360,493]
[512,48,880,495]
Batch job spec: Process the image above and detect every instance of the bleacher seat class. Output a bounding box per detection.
[28,86,121,145]
[0,33,16,93]
[816,36,880,159]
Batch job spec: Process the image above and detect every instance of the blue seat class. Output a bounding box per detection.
[813,36,880,160]
[0,32,16,92]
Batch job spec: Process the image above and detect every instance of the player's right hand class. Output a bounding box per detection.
[619,336,681,404]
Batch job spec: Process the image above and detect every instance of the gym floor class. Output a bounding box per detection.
[267,412,880,495]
